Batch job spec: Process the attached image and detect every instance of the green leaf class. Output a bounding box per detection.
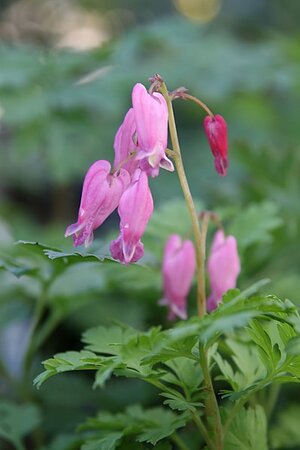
[16,241,116,275]
[224,405,268,450]
[134,408,188,445]
[213,339,266,396]
[44,249,114,264]
[270,404,300,449]
[161,357,203,393]
[228,201,283,249]
[286,336,300,355]
[79,405,188,448]
[0,402,41,449]
[42,433,82,450]
[0,259,38,278]
[34,350,105,388]
[93,358,120,388]
[81,432,123,450]
[82,325,138,355]
[118,327,164,377]
[160,392,202,412]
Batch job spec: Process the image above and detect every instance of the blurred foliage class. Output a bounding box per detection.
[0,0,300,449]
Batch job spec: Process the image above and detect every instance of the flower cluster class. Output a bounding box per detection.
[65,83,173,263]
[66,78,237,318]
[161,230,240,319]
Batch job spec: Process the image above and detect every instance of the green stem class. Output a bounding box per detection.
[191,409,215,449]
[33,310,61,352]
[183,94,214,117]
[22,285,48,380]
[265,384,280,420]
[160,80,223,448]
[160,82,206,317]
[199,345,223,450]
[171,433,190,450]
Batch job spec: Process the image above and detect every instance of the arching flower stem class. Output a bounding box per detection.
[182,93,214,117]
[159,81,207,317]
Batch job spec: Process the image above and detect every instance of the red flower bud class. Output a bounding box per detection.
[203,114,228,176]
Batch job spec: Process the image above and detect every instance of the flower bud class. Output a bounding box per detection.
[132,83,174,177]
[110,169,153,264]
[65,160,130,247]
[203,114,228,176]
[160,234,196,320]
[207,230,240,312]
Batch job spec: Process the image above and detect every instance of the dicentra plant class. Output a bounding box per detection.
[34,75,300,450]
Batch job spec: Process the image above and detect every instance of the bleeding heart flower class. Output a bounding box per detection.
[203,114,228,176]
[132,83,174,177]
[207,229,240,312]
[110,169,153,264]
[160,234,196,320]
[113,108,140,176]
[65,160,130,247]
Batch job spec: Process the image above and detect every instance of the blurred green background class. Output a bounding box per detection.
[0,0,300,449]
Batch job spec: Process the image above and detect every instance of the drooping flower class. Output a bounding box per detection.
[110,235,144,264]
[132,83,174,177]
[207,229,240,312]
[203,114,228,176]
[160,234,196,320]
[113,108,140,176]
[110,169,153,264]
[65,160,130,247]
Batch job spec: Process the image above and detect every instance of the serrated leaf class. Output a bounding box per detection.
[228,201,282,249]
[81,432,123,450]
[82,325,138,355]
[270,404,300,449]
[79,405,187,448]
[224,405,267,450]
[16,241,116,276]
[44,249,114,264]
[161,357,203,393]
[286,336,300,355]
[34,350,104,388]
[135,408,188,445]
[160,392,202,411]
[93,358,120,388]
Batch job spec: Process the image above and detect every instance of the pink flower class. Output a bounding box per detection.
[132,83,174,177]
[110,169,153,264]
[65,160,130,247]
[203,114,228,176]
[110,235,144,264]
[160,234,196,320]
[207,229,240,312]
[113,108,140,176]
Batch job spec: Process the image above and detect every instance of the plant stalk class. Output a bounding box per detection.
[160,80,223,449]
[171,433,191,450]
[191,409,215,449]
[199,345,223,449]
[22,284,48,380]
[160,82,206,317]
